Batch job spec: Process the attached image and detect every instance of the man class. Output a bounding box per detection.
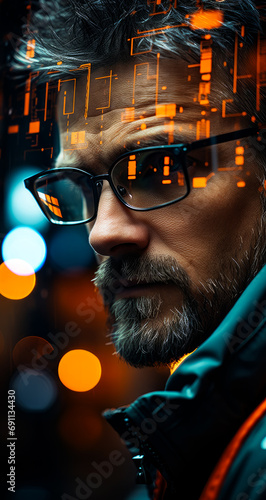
[20,0,266,498]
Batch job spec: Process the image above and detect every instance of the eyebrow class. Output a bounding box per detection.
[124,131,197,153]
[124,133,170,151]
[54,131,191,173]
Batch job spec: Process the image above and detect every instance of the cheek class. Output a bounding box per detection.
[148,174,262,275]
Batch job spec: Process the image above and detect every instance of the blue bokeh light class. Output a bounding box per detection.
[11,370,57,412]
[261,437,266,450]
[2,227,47,273]
[5,168,48,230]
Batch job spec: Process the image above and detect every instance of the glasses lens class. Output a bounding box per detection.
[111,149,188,209]
[186,139,241,188]
[34,170,95,224]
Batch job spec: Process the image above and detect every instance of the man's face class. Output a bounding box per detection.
[56,54,264,367]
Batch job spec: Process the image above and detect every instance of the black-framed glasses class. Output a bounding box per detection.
[24,127,257,225]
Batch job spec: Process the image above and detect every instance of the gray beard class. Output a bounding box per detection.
[94,222,266,368]
[108,293,202,367]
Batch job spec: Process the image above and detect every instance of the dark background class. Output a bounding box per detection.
[0,1,169,499]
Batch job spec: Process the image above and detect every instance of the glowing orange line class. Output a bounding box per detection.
[135,23,185,35]
[217,166,243,171]
[95,71,113,110]
[132,64,137,104]
[199,398,266,500]
[24,93,30,116]
[155,53,160,106]
[84,63,91,119]
[206,119,210,138]
[133,62,157,104]
[59,79,77,115]
[148,0,177,16]
[237,75,252,79]
[44,82,48,121]
[130,24,186,54]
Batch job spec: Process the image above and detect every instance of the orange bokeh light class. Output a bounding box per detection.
[12,336,54,368]
[0,261,36,300]
[58,349,102,392]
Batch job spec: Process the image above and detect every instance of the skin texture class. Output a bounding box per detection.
[56,55,264,366]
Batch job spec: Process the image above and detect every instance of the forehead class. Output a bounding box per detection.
[58,57,194,113]
[56,49,253,168]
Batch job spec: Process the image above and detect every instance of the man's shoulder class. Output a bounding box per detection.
[201,395,266,500]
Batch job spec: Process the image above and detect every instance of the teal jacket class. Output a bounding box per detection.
[104,265,266,499]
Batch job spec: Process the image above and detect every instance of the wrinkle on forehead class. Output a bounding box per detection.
[57,57,196,123]
[56,56,236,171]
[85,57,193,108]
[56,105,201,171]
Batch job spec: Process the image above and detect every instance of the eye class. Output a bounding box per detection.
[186,155,204,169]
[117,185,127,197]
[139,152,184,175]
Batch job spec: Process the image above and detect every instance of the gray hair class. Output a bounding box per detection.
[14,0,262,78]
[13,1,266,185]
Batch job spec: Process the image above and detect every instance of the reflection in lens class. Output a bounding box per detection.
[35,170,95,224]
[186,139,238,189]
[112,150,188,209]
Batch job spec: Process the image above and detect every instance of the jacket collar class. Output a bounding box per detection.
[104,265,266,498]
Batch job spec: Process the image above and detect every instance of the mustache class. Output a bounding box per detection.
[93,255,193,303]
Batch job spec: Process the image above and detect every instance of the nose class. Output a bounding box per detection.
[88,182,150,257]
